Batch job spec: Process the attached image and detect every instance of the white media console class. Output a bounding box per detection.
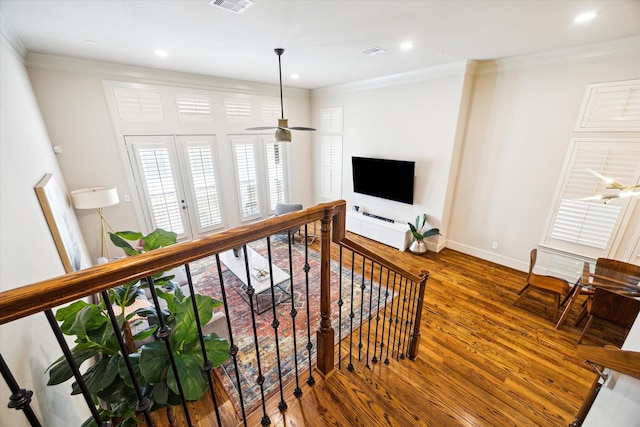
[346,211,412,251]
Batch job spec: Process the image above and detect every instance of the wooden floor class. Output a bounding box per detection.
[154,233,627,426]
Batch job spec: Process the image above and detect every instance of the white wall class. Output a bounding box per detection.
[26,55,313,262]
[0,33,89,427]
[449,42,640,270]
[311,61,474,250]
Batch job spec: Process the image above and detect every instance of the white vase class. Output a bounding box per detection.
[409,239,427,254]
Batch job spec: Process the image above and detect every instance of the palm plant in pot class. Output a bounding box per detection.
[407,214,440,254]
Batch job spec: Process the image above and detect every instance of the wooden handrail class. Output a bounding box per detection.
[0,201,347,325]
[577,345,640,379]
[339,237,427,283]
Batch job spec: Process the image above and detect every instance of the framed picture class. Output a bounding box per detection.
[35,173,84,273]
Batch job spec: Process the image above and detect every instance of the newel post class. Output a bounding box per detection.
[316,208,335,375]
[408,271,429,360]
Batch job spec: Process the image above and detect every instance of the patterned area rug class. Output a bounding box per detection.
[189,237,380,417]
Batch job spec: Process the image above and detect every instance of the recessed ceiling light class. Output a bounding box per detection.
[360,46,387,56]
[155,49,168,57]
[291,73,299,79]
[400,41,414,51]
[84,40,98,45]
[574,11,597,23]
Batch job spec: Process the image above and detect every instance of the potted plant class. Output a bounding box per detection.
[407,214,440,254]
[46,228,229,427]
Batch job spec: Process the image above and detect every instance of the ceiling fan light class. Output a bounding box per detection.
[275,128,292,142]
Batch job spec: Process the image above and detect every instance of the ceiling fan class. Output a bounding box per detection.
[578,169,640,204]
[246,48,316,142]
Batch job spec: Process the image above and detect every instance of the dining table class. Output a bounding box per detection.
[555,258,640,329]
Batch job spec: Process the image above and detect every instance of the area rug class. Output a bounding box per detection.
[189,237,382,417]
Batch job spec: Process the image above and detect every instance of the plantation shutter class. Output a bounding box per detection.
[543,139,640,258]
[127,137,187,238]
[175,93,212,123]
[113,88,165,122]
[264,140,287,211]
[231,137,262,221]
[180,136,224,234]
[575,80,640,131]
[320,106,343,200]
[320,136,342,200]
[224,97,253,122]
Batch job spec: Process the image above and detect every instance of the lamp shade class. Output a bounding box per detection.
[71,187,119,209]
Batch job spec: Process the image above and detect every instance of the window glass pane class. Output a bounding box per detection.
[136,147,184,234]
[185,143,222,230]
[265,142,286,211]
[234,142,260,219]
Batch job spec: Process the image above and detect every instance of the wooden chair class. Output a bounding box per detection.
[516,249,572,323]
[576,287,640,344]
[573,258,640,325]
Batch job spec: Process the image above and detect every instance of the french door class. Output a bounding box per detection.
[126,135,224,241]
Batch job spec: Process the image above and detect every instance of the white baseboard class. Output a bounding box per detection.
[444,240,529,273]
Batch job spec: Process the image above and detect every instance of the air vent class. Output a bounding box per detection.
[360,46,387,56]
[209,0,254,14]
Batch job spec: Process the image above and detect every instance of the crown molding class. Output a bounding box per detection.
[0,15,27,60]
[476,36,640,75]
[312,60,472,97]
[25,52,310,98]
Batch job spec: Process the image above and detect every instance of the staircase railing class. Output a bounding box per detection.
[0,200,429,426]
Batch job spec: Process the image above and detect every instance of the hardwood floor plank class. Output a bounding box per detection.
[156,231,628,426]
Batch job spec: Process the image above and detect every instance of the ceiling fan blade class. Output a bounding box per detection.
[286,126,317,131]
[246,126,278,130]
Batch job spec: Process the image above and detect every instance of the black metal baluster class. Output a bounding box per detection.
[357,256,366,361]
[347,251,356,371]
[379,269,392,364]
[183,263,222,427]
[371,266,384,364]
[396,276,410,361]
[240,244,271,426]
[287,230,303,398]
[303,224,315,386]
[214,254,248,426]
[402,280,418,358]
[44,309,109,427]
[337,245,344,369]
[266,237,288,412]
[145,276,193,426]
[389,274,401,363]
[1,353,42,427]
[365,260,375,368]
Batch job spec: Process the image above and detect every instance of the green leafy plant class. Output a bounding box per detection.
[408,214,440,240]
[46,228,229,427]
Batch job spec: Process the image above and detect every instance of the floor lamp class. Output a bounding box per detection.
[71,186,120,259]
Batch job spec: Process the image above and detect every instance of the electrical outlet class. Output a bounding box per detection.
[123,194,131,202]
[491,242,498,250]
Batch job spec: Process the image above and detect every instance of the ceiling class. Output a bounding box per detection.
[1,1,639,90]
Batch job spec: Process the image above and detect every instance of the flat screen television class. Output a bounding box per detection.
[352,156,415,204]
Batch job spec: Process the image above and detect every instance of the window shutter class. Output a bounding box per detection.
[543,139,640,258]
[321,106,344,133]
[261,98,286,124]
[175,93,212,123]
[264,141,287,211]
[575,80,640,131]
[183,140,223,232]
[232,138,261,220]
[113,88,165,121]
[133,145,185,235]
[224,97,253,122]
[321,136,342,200]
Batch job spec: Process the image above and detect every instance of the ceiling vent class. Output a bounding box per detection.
[360,46,387,56]
[209,0,254,14]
